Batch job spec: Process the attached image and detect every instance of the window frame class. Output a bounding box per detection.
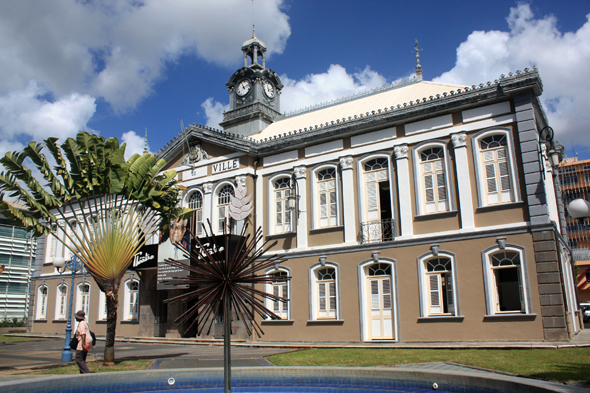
[98,290,107,321]
[417,251,460,318]
[267,173,295,235]
[356,153,395,225]
[185,188,205,237]
[310,164,342,230]
[481,244,532,316]
[75,281,91,319]
[308,262,341,321]
[263,266,292,320]
[36,285,49,320]
[122,278,140,321]
[213,181,236,235]
[412,141,454,216]
[472,128,521,207]
[54,283,69,320]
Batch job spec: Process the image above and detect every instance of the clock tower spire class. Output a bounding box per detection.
[220,30,283,137]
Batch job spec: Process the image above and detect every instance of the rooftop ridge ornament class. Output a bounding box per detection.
[413,39,423,81]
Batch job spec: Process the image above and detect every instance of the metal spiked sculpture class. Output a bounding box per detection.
[163,220,289,392]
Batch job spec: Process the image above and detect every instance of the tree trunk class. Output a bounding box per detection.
[104,290,119,364]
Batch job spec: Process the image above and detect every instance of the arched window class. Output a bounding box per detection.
[187,190,204,236]
[55,284,68,320]
[264,268,291,320]
[36,285,48,320]
[272,176,293,234]
[413,143,452,215]
[472,129,519,207]
[357,154,394,243]
[123,279,140,320]
[216,184,235,234]
[309,262,340,320]
[76,283,90,317]
[482,245,531,315]
[310,165,341,229]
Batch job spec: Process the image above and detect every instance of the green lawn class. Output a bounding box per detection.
[267,347,590,383]
[0,334,45,343]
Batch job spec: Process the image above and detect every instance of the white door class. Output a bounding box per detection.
[367,277,394,340]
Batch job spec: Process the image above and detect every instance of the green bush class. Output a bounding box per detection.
[0,316,27,327]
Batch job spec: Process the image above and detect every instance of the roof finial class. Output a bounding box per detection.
[144,128,148,154]
[413,39,423,81]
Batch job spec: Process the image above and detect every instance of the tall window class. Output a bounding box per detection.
[188,191,204,236]
[424,257,454,315]
[125,280,139,320]
[56,284,68,320]
[317,168,338,227]
[417,147,449,214]
[49,224,59,261]
[310,265,339,320]
[217,184,235,234]
[273,177,293,234]
[98,290,107,320]
[77,283,90,317]
[268,270,289,319]
[478,134,514,205]
[36,286,48,320]
[358,156,394,243]
[482,246,531,315]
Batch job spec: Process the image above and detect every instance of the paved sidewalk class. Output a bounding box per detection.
[1,327,589,382]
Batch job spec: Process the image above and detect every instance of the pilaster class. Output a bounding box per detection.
[203,182,213,227]
[339,156,356,244]
[294,166,308,249]
[394,144,413,237]
[451,132,475,229]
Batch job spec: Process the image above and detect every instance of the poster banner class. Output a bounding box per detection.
[157,217,190,290]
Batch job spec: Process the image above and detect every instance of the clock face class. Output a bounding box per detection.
[236,79,251,97]
[263,81,275,98]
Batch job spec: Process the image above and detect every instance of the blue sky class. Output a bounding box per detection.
[1,0,589,161]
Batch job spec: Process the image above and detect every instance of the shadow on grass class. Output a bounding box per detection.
[526,362,590,383]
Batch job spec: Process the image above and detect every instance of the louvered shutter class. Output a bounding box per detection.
[499,162,511,191]
[282,284,288,313]
[429,274,441,314]
[273,285,280,312]
[517,267,525,312]
[319,283,326,312]
[485,164,497,193]
[382,279,392,309]
[329,282,336,312]
[371,280,379,309]
[446,274,454,314]
[437,173,446,200]
[424,175,434,203]
[196,210,203,236]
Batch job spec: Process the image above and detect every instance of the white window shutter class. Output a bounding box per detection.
[367,183,378,212]
[483,151,494,162]
[371,280,379,309]
[485,164,497,193]
[382,279,392,309]
[424,175,434,203]
[499,162,511,191]
[429,274,441,314]
[436,173,446,200]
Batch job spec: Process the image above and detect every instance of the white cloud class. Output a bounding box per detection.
[280,64,387,114]
[201,98,227,129]
[0,81,96,157]
[0,0,290,155]
[435,3,590,156]
[121,130,148,159]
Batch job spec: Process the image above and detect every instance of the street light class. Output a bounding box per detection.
[52,255,83,362]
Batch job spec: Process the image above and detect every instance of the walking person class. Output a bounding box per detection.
[74,310,92,373]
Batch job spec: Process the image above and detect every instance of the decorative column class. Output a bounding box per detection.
[203,182,214,227]
[394,144,413,237]
[339,156,356,244]
[234,175,248,233]
[451,132,475,229]
[294,166,308,249]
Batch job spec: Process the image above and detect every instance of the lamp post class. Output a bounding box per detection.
[52,255,83,362]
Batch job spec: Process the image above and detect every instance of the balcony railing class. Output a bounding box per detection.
[359,218,395,244]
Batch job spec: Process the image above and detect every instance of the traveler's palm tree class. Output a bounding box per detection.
[0,132,189,363]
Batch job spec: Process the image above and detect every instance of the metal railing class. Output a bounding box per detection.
[359,218,395,244]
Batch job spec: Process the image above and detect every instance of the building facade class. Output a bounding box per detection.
[0,203,36,320]
[29,34,581,342]
[558,157,590,303]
